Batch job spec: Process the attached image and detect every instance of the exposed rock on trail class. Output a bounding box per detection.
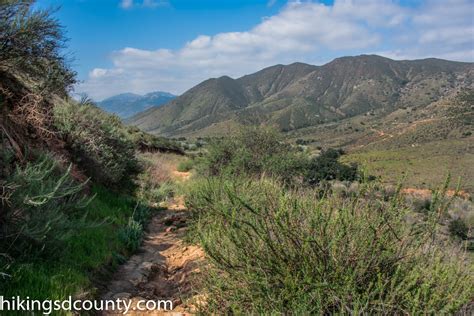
[101,196,204,315]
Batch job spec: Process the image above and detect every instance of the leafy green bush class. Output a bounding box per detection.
[0,154,91,260]
[187,177,473,314]
[196,127,308,183]
[53,101,138,186]
[304,148,359,185]
[118,203,150,252]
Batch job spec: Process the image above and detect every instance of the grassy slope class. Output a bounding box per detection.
[344,138,474,192]
[2,186,137,302]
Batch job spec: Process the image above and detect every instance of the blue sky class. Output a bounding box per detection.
[36,0,474,100]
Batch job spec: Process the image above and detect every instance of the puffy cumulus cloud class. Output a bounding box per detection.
[80,0,474,100]
[378,0,474,61]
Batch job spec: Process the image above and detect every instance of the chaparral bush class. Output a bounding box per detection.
[186,177,473,314]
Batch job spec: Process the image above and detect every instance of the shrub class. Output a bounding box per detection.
[132,203,151,226]
[449,218,469,240]
[125,126,183,154]
[304,148,359,185]
[187,177,473,314]
[196,127,308,183]
[0,154,91,259]
[119,204,149,252]
[53,101,138,186]
[0,1,76,94]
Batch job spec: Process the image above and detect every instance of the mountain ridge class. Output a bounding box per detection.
[98,91,176,119]
[128,55,473,136]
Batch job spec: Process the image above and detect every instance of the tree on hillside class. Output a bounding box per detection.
[304,148,359,185]
[0,0,75,95]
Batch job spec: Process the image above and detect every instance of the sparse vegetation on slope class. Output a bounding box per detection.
[53,100,139,186]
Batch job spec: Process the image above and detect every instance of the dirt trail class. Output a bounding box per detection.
[101,170,205,315]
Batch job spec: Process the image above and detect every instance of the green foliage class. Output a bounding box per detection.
[0,0,76,94]
[53,101,138,186]
[119,218,143,252]
[187,177,473,314]
[125,125,184,154]
[449,218,469,240]
[0,154,91,260]
[196,127,308,183]
[196,128,360,186]
[118,204,150,252]
[132,203,151,226]
[177,159,193,172]
[0,184,138,302]
[305,148,359,185]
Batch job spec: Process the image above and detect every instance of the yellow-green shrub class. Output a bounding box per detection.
[53,101,138,186]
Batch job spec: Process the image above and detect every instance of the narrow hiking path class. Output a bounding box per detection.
[101,166,205,315]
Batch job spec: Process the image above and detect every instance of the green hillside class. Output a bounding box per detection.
[128,55,473,137]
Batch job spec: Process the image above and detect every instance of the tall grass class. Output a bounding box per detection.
[186,177,473,314]
[0,154,91,260]
[0,185,138,304]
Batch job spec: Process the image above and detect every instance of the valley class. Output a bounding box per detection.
[124,57,473,193]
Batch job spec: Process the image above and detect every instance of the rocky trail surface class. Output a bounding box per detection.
[101,170,205,315]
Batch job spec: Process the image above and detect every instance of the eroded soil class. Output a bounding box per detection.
[101,167,205,315]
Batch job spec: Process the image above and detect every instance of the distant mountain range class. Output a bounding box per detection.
[97,91,176,118]
[127,55,473,137]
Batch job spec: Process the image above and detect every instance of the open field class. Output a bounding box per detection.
[344,137,474,192]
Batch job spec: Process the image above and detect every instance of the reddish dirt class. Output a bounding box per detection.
[102,163,204,315]
[171,171,191,182]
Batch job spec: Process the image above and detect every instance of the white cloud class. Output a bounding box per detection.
[81,0,474,100]
[378,0,474,62]
[267,0,277,8]
[142,0,168,8]
[119,0,168,9]
[120,0,133,9]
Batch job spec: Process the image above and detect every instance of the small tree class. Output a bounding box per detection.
[304,148,359,185]
[0,0,76,94]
